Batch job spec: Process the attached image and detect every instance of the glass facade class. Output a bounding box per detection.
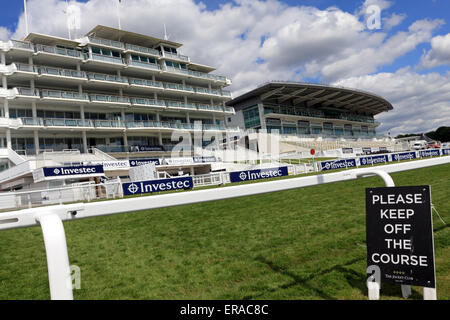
[243,105,261,129]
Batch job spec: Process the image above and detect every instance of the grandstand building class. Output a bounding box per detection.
[0,25,236,189]
[226,81,393,138]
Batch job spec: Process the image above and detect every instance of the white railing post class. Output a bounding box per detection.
[35,213,73,300]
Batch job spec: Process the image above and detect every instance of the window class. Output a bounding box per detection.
[112,51,120,58]
[92,47,101,55]
[131,55,139,61]
[243,105,261,129]
[165,61,173,67]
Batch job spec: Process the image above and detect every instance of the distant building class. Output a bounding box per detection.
[226,81,393,138]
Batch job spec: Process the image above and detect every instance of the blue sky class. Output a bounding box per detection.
[0,0,449,135]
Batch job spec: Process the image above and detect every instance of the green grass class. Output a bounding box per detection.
[0,164,448,300]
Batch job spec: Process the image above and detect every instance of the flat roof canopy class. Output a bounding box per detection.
[227,81,393,115]
[85,25,183,49]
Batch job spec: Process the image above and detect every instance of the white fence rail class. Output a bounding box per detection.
[0,157,447,300]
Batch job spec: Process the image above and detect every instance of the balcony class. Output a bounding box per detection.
[35,44,83,59]
[90,53,125,65]
[41,89,89,101]
[89,94,130,105]
[10,40,34,51]
[187,70,227,83]
[38,66,86,80]
[125,44,160,57]
[88,36,125,50]
[163,52,190,62]
[128,60,161,70]
[224,107,235,114]
[87,73,128,84]
[129,78,163,89]
[130,97,166,108]
[92,119,124,128]
[197,104,224,112]
[14,63,37,73]
[16,87,40,97]
[164,66,189,75]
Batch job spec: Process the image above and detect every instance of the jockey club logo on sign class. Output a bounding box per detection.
[365,186,436,288]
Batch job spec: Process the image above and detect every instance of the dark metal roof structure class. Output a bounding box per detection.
[226,81,393,115]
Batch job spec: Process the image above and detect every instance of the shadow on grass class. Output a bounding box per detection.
[243,256,365,300]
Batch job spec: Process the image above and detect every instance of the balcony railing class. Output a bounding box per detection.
[38,66,86,79]
[164,66,189,75]
[129,60,161,70]
[41,89,89,101]
[89,94,130,104]
[125,44,160,56]
[163,52,189,62]
[16,87,40,97]
[91,53,124,65]
[14,63,36,73]
[10,40,34,51]
[129,78,163,88]
[19,117,237,132]
[130,97,165,107]
[87,73,128,84]
[35,44,83,59]
[88,36,125,49]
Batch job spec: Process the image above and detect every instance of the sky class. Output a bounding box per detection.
[0,0,449,136]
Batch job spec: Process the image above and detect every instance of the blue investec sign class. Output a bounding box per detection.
[229,167,289,183]
[360,155,388,166]
[442,149,450,156]
[122,176,193,196]
[420,149,440,158]
[320,159,357,171]
[129,158,160,167]
[392,152,417,161]
[43,165,104,177]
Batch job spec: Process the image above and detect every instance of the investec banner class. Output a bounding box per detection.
[122,176,193,196]
[193,156,217,163]
[392,152,416,161]
[442,148,450,156]
[320,159,357,171]
[34,165,105,182]
[420,149,441,158]
[129,158,160,167]
[92,160,130,171]
[360,155,388,166]
[229,167,289,183]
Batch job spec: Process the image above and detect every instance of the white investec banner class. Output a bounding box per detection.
[92,161,130,171]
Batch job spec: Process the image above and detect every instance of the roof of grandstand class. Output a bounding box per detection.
[226,81,394,115]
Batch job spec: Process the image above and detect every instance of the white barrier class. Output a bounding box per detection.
[0,156,448,300]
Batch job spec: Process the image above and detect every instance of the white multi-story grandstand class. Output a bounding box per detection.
[0,25,238,190]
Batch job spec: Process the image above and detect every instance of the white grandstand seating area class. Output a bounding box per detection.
[280,135,401,153]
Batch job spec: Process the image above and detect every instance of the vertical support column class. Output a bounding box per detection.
[80,105,88,153]
[158,132,163,146]
[35,213,73,300]
[6,129,11,149]
[123,131,128,151]
[186,112,190,124]
[258,103,266,130]
[0,52,5,65]
[32,102,39,155]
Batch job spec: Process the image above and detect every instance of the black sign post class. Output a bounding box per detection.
[366,185,436,297]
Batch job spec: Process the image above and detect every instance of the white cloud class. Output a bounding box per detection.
[383,13,407,30]
[0,27,11,41]
[4,0,448,135]
[420,33,450,69]
[334,69,450,136]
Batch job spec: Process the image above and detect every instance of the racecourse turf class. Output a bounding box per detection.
[0,163,448,300]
